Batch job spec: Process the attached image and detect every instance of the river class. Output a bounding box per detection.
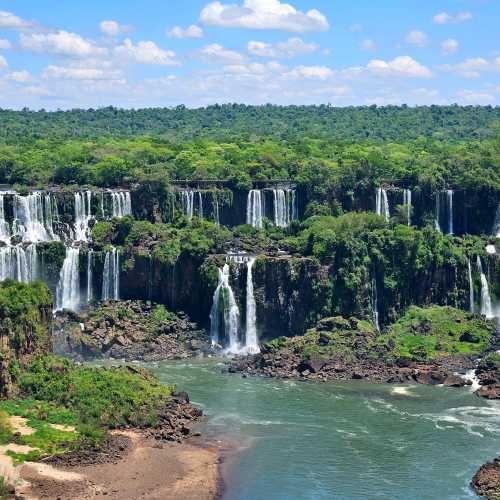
[142,359,500,500]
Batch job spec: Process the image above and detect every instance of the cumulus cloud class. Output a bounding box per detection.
[433,11,472,24]
[359,39,377,51]
[0,10,31,30]
[456,89,494,104]
[439,57,490,78]
[441,39,458,56]
[42,65,124,81]
[404,30,429,48]
[0,39,12,49]
[99,20,132,36]
[7,70,31,82]
[167,25,204,39]
[199,43,245,63]
[366,56,432,78]
[247,37,318,58]
[114,39,179,66]
[0,55,7,69]
[200,0,329,33]
[20,31,105,57]
[285,65,333,80]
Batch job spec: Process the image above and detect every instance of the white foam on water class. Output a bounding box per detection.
[390,386,417,397]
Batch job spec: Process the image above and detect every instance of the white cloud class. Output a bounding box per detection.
[247,37,318,58]
[200,0,329,33]
[433,11,472,25]
[42,65,124,81]
[285,65,333,80]
[456,89,494,104]
[167,25,204,39]
[367,56,432,78]
[7,70,31,82]
[0,39,12,49]
[199,43,245,63]
[441,39,458,56]
[99,20,132,36]
[359,39,377,51]
[114,39,179,66]
[439,57,490,78]
[404,30,429,48]
[0,55,7,69]
[22,85,51,95]
[20,31,105,57]
[0,10,30,30]
[350,24,362,33]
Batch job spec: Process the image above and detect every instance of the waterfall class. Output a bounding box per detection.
[0,244,37,282]
[247,190,263,229]
[272,189,296,227]
[56,247,80,311]
[244,257,259,354]
[447,190,454,235]
[493,203,500,237]
[213,196,220,226]
[102,247,120,301]
[181,191,195,221]
[403,189,412,226]
[13,193,51,242]
[476,256,493,319]
[99,192,105,218]
[111,191,132,218]
[210,263,241,353]
[376,188,390,222]
[86,249,93,304]
[372,276,380,332]
[467,258,475,313]
[74,191,92,242]
[435,192,442,232]
[0,194,11,244]
[198,192,203,219]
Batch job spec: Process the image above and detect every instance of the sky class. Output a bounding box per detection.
[0,0,499,109]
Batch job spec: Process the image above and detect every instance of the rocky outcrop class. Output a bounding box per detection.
[471,458,500,499]
[476,354,500,400]
[53,300,211,361]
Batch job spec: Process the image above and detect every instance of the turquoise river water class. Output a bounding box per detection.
[143,359,500,500]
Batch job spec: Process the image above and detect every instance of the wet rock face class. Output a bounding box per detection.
[471,457,500,499]
[53,300,212,362]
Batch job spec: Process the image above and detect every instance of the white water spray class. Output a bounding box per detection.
[476,256,493,319]
[376,188,390,222]
[247,190,263,229]
[102,247,120,300]
[56,246,80,311]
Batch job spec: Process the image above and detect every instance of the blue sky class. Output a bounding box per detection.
[0,0,499,109]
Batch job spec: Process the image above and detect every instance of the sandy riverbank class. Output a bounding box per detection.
[15,430,221,500]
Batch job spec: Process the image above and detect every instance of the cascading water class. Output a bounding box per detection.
[435,192,442,232]
[13,192,55,243]
[111,191,132,218]
[74,191,92,242]
[213,196,220,226]
[244,257,260,354]
[0,244,37,282]
[376,188,390,222]
[372,276,380,332]
[493,203,500,238]
[247,190,263,229]
[86,249,93,304]
[210,263,241,353]
[102,247,120,301]
[0,194,11,244]
[273,189,296,227]
[476,256,493,319]
[198,192,203,219]
[181,191,195,221]
[56,246,80,311]
[403,189,412,226]
[446,190,454,235]
[467,258,475,313]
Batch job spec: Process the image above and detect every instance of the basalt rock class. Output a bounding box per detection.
[471,457,500,499]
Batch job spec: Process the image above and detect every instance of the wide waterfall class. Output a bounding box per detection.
[210,263,241,353]
[467,258,475,313]
[111,191,132,218]
[476,256,493,319]
[56,246,80,311]
[102,247,120,301]
[244,257,260,354]
[13,192,58,243]
[403,189,412,225]
[0,244,37,282]
[74,191,92,242]
[446,190,454,235]
[272,189,295,228]
[247,190,263,229]
[376,188,390,222]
